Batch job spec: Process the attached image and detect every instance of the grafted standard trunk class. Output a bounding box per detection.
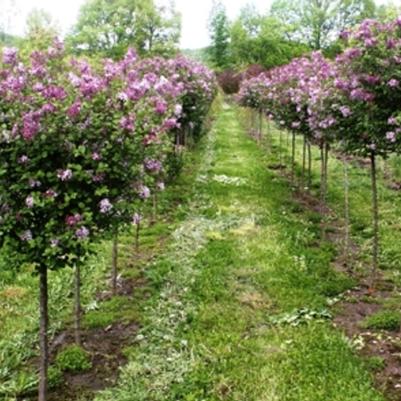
[38,265,49,401]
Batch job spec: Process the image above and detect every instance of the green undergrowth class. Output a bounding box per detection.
[94,103,384,401]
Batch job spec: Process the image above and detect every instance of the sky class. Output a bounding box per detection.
[2,0,391,49]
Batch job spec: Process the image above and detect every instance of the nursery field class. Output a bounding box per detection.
[3,100,401,400]
[3,5,401,401]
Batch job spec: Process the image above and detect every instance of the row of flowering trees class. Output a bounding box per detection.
[0,40,216,400]
[239,17,401,284]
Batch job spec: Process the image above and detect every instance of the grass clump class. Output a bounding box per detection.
[364,356,386,371]
[56,345,92,373]
[361,310,401,331]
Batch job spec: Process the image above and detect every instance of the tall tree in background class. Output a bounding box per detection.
[67,0,180,58]
[376,1,401,22]
[208,0,230,70]
[271,0,376,50]
[24,8,60,50]
[230,5,308,69]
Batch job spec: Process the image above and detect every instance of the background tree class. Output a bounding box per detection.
[208,0,231,70]
[229,6,309,69]
[23,8,60,51]
[67,0,180,58]
[271,0,376,50]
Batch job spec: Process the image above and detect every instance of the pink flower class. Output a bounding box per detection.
[388,117,398,125]
[92,152,101,161]
[66,214,82,226]
[388,79,400,88]
[157,182,165,192]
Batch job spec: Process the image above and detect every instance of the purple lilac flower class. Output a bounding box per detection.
[388,79,400,88]
[155,100,168,115]
[22,113,40,141]
[117,92,129,102]
[76,226,90,239]
[57,169,73,181]
[99,198,113,214]
[67,102,81,119]
[145,159,162,173]
[164,118,178,129]
[18,155,29,164]
[120,115,135,131]
[3,47,18,65]
[388,117,398,125]
[386,132,396,142]
[340,106,352,118]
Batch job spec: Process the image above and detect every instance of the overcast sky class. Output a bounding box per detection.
[3,0,390,49]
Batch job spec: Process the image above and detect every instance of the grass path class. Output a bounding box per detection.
[96,102,385,401]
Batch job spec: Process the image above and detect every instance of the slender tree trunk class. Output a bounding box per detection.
[74,264,82,345]
[279,130,283,167]
[112,232,118,295]
[291,131,296,184]
[135,221,140,253]
[371,152,379,284]
[302,136,306,190]
[258,110,263,143]
[343,156,350,268]
[324,143,329,196]
[152,194,157,224]
[307,141,312,191]
[320,144,327,239]
[38,265,48,401]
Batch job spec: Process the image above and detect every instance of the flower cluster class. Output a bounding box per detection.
[0,40,217,269]
[239,16,401,157]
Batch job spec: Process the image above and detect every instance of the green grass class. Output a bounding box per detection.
[94,102,385,401]
[2,99,396,400]
[361,310,401,331]
[56,345,92,373]
[0,242,111,398]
